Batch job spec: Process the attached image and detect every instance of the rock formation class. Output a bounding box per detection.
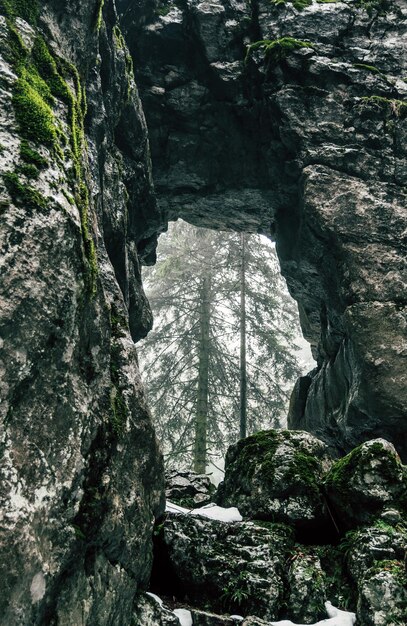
[151,432,406,625]
[119,0,407,461]
[0,0,406,623]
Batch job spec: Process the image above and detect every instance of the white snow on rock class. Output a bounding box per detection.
[166,500,242,522]
[173,608,193,626]
[145,592,163,606]
[270,601,356,626]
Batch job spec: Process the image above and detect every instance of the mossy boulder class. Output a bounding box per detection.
[153,513,293,621]
[216,430,331,532]
[324,439,407,529]
[342,519,406,624]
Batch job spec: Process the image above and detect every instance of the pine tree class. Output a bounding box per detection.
[138,220,302,472]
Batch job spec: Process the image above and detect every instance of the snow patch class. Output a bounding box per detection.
[145,592,163,606]
[30,572,46,603]
[270,601,356,626]
[173,608,193,626]
[166,500,242,522]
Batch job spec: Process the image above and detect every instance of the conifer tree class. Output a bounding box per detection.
[138,221,302,472]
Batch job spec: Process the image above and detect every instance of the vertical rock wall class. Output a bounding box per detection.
[0,1,164,623]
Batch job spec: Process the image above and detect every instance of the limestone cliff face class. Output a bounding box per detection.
[119,0,407,460]
[0,0,406,623]
[0,1,164,623]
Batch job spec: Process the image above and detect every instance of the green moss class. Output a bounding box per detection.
[32,37,71,103]
[3,171,47,210]
[285,452,321,493]
[16,162,39,179]
[12,77,57,146]
[0,0,39,24]
[271,0,313,10]
[20,140,48,169]
[325,440,405,510]
[360,96,407,117]
[95,0,105,30]
[233,430,279,482]
[353,63,381,73]
[4,20,27,69]
[246,36,314,64]
[113,24,126,50]
[5,16,98,294]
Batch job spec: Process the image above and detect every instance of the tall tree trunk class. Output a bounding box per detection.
[239,232,247,439]
[194,273,211,473]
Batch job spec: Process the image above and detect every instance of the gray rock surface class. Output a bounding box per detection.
[216,429,332,532]
[345,521,407,626]
[119,0,407,461]
[0,2,164,623]
[324,439,407,529]
[1,0,407,623]
[166,469,215,507]
[154,512,293,621]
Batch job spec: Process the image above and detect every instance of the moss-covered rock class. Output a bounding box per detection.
[324,439,407,529]
[216,429,331,532]
[357,565,407,626]
[341,518,407,624]
[153,512,293,621]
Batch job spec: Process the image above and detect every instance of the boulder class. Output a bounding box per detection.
[152,512,294,621]
[286,552,327,623]
[343,520,407,626]
[132,593,181,625]
[166,470,215,508]
[190,608,243,625]
[324,439,407,529]
[216,430,332,534]
[357,565,407,626]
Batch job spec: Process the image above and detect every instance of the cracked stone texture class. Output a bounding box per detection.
[0,1,164,624]
[118,0,407,461]
[216,429,332,532]
[153,512,293,621]
[1,0,407,623]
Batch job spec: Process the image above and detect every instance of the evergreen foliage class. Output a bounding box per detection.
[139,221,303,472]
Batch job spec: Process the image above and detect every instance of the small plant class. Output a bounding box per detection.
[246,36,314,64]
[221,571,251,609]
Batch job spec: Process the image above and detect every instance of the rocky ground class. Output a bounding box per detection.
[139,431,407,626]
